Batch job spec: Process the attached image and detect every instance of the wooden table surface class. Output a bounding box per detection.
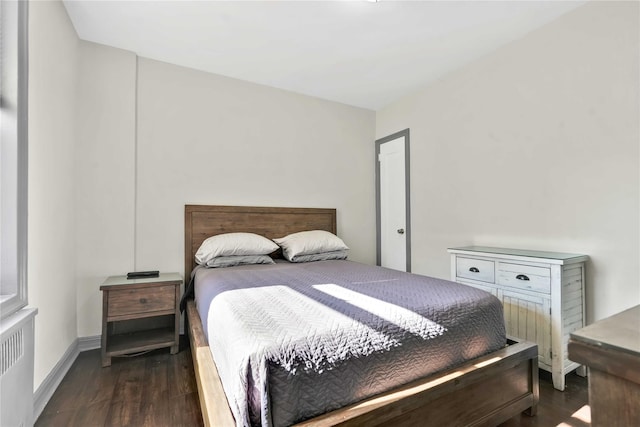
[569,305,640,427]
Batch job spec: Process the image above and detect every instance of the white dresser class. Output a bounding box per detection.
[448,246,588,391]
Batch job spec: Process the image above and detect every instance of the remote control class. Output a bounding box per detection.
[127,270,159,279]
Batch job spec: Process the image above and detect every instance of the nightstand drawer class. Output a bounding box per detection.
[497,263,551,294]
[107,285,175,318]
[456,257,495,283]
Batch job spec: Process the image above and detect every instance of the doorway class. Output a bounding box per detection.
[375,129,411,272]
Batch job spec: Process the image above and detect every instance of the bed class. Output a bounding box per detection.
[184,205,539,427]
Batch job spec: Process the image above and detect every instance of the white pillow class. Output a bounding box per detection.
[205,255,275,268]
[195,232,279,265]
[274,230,349,262]
[287,250,348,263]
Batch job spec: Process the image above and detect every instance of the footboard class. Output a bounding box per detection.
[296,341,539,426]
[187,299,538,427]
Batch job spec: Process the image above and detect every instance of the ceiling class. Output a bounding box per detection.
[62,0,586,110]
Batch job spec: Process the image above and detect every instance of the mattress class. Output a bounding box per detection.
[194,260,506,427]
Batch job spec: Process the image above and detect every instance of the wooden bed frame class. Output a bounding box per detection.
[184,204,539,426]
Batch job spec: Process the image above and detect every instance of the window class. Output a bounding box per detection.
[1,0,28,318]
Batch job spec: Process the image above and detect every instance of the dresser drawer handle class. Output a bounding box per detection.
[469,267,479,273]
[516,274,530,281]
[139,298,148,304]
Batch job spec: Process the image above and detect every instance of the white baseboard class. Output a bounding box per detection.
[33,339,79,421]
[33,334,102,421]
[78,334,101,351]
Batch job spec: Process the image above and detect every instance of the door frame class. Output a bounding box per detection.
[375,128,411,272]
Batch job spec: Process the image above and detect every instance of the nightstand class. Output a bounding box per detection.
[100,273,182,367]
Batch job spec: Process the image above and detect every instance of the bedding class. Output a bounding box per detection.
[195,232,279,265]
[193,259,506,427]
[285,249,348,263]
[273,230,349,262]
[205,255,275,268]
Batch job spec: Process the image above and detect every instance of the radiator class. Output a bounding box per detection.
[1,307,37,427]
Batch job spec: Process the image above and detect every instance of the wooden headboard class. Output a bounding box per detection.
[184,205,337,278]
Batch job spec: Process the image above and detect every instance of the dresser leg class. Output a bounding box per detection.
[552,371,566,391]
[576,365,587,377]
[170,344,178,354]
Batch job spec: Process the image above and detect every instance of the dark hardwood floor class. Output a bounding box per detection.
[499,370,590,427]
[36,339,589,427]
[36,337,202,427]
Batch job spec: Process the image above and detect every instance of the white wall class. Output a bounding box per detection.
[28,0,79,389]
[376,1,640,323]
[69,56,376,337]
[134,58,376,275]
[29,0,376,377]
[75,42,137,338]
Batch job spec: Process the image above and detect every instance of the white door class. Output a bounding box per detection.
[377,130,410,272]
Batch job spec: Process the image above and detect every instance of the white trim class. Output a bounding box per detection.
[33,334,104,420]
[33,339,79,421]
[78,335,101,352]
[0,0,29,321]
[33,335,102,420]
[375,128,411,272]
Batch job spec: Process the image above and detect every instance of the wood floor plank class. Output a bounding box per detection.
[168,393,205,427]
[111,356,147,405]
[34,408,74,427]
[168,346,199,397]
[70,400,112,427]
[35,337,588,427]
[104,398,144,427]
[138,353,170,425]
[84,360,121,407]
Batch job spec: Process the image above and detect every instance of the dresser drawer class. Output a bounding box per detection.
[107,285,175,318]
[497,263,551,294]
[456,257,495,283]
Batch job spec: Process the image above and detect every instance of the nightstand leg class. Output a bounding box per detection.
[102,356,111,367]
[170,344,178,354]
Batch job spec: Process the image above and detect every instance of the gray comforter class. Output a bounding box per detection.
[194,260,506,427]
